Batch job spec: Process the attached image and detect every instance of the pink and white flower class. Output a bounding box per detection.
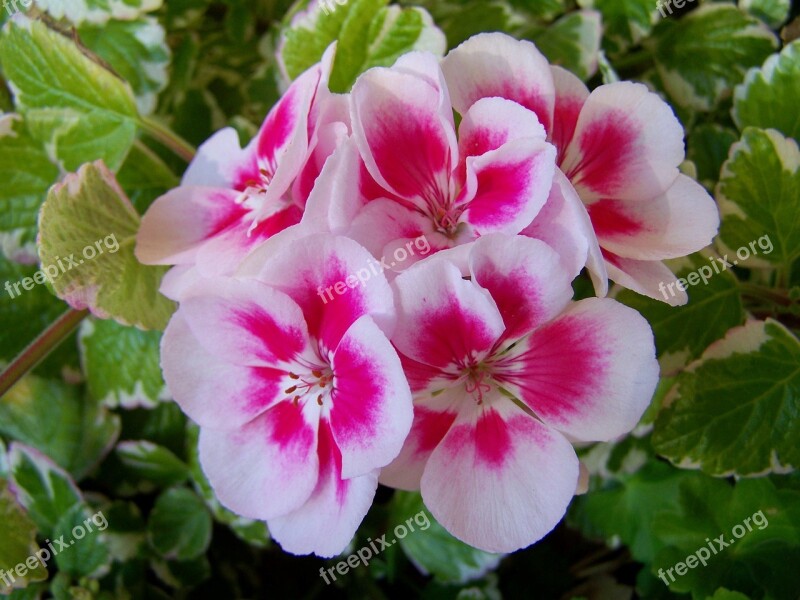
[381,234,659,553]
[323,52,557,268]
[441,33,720,305]
[136,47,348,298]
[161,233,413,557]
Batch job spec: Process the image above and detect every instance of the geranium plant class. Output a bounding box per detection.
[0,0,798,597]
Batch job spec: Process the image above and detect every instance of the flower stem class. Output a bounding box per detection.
[0,308,88,398]
[140,117,196,163]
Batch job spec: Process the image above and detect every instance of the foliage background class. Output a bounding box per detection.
[0,0,799,598]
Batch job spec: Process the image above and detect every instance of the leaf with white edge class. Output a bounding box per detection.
[653,319,800,477]
[79,318,166,409]
[531,10,601,81]
[7,444,82,535]
[650,4,777,111]
[687,124,739,191]
[390,491,502,584]
[617,253,744,375]
[0,114,58,263]
[733,40,800,141]
[37,161,176,330]
[716,127,800,267]
[0,374,120,480]
[78,17,170,115]
[147,487,212,560]
[35,0,163,25]
[101,501,146,562]
[52,503,111,578]
[408,0,512,49]
[0,478,48,591]
[577,0,655,55]
[740,0,791,28]
[116,441,188,489]
[279,0,445,92]
[0,17,139,171]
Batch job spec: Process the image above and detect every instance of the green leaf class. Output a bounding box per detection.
[79,318,165,408]
[650,476,800,598]
[687,124,739,191]
[716,127,800,267]
[0,478,48,592]
[733,40,800,141]
[0,114,58,262]
[34,0,163,25]
[52,503,111,578]
[147,487,212,560]
[617,253,745,374]
[653,319,800,476]
[0,374,120,480]
[279,0,445,92]
[7,444,82,535]
[740,0,791,28]
[115,441,188,489]
[0,17,140,171]
[577,0,655,55]
[77,17,171,115]
[650,4,777,111]
[571,460,705,564]
[707,589,751,600]
[37,161,176,330]
[390,491,501,583]
[531,10,601,81]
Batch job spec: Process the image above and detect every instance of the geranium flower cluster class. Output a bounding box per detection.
[136,33,718,556]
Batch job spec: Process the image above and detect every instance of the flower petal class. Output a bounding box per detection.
[560,82,684,202]
[550,66,589,165]
[198,399,320,520]
[604,251,688,306]
[329,315,413,478]
[590,174,719,260]
[161,313,287,429]
[135,187,246,265]
[457,97,546,160]
[179,278,311,367]
[522,170,608,294]
[351,53,457,203]
[497,297,659,441]
[268,420,378,557]
[256,234,396,354]
[462,138,556,234]
[233,63,321,205]
[182,127,244,187]
[392,258,505,369]
[421,399,579,553]
[442,32,555,131]
[379,387,460,490]
[469,234,573,341]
